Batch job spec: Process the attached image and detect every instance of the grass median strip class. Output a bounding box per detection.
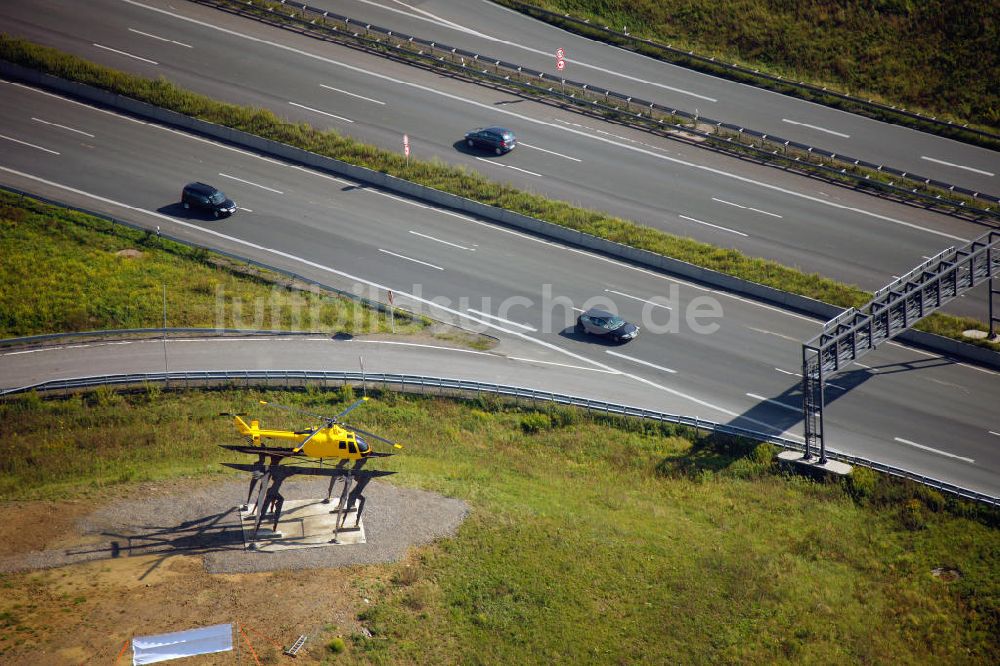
[0,386,997,662]
[0,190,424,338]
[0,37,994,350]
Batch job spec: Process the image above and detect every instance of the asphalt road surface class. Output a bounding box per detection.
[299,0,999,197]
[0,0,991,321]
[0,82,997,498]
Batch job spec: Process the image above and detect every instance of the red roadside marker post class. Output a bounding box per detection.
[555,49,565,92]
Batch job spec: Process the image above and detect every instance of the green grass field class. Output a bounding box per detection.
[508,0,999,131]
[1,387,997,663]
[0,190,423,338]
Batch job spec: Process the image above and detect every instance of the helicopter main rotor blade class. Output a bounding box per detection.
[342,424,402,449]
[258,400,327,421]
[292,424,328,453]
[334,396,369,421]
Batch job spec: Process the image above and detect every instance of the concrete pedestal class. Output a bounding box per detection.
[238,498,366,552]
[777,450,853,476]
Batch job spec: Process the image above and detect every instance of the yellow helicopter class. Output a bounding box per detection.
[219,396,401,546]
[224,396,402,461]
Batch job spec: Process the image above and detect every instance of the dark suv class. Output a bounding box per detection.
[181,182,236,218]
[464,127,516,155]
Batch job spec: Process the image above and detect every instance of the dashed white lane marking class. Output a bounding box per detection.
[989,431,1000,437]
[605,350,676,374]
[746,326,799,342]
[510,357,617,373]
[605,289,671,310]
[0,133,60,155]
[237,207,253,213]
[894,437,975,464]
[218,173,283,194]
[920,156,994,177]
[679,214,748,237]
[409,230,475,251]
[712,197,782,218]
[93,43,158,64]
[31,117,95,138]
[519,143,581,162]
[747,392,800,413]
[474,157,542,177]
[128,27,192,47]
[466,309,536,331]
[123,0,966,244]
[288,101,353,123]
[781,118,850,138]
[319,84,385,105]
[378,249,444,271]
[774,367,797,376]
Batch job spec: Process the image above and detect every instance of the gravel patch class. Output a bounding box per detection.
[0,478,468,574]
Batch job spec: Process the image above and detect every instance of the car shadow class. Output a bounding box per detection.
[452,140,502,157]
[157,203,230,220]
[557,326,629,346]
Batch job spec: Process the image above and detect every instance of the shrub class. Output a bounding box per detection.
[327,637,346,653]
[751,442,777,466]
[520,413,552,434]
[845,466,879,504]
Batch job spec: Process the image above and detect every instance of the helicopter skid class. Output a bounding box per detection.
[237,498,366,552]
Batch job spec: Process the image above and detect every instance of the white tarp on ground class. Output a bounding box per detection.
[132,623,233,665]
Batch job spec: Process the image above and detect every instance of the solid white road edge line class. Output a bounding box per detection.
[466,309,536,331]
[605,350,676,374]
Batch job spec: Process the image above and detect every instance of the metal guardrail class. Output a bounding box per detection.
[197,0,1000,218]
[2,369,995,506]
[497,0,1000,146]
[0,327,324,348]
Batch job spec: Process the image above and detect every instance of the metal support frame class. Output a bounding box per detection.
[802,231,1000,460]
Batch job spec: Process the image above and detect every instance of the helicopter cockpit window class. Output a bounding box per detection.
[348,442,358,454]
[357,438,370,454]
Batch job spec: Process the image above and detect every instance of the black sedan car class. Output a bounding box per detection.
[464,127,517,155]
[575,308,639,342]
[181,182,236,218]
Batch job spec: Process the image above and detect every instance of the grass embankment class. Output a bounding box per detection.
[503,0,999,133]
[0,191,424,338]
[1,387,998,662]
[0,37,994,350]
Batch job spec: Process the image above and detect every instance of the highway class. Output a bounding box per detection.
[0,81,997,497]
[302,0,1000,197]
[0,0,990,322]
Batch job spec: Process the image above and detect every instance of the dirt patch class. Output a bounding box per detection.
[0,477,468,664]
[0,500,93,556]
[114,248,143,259]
